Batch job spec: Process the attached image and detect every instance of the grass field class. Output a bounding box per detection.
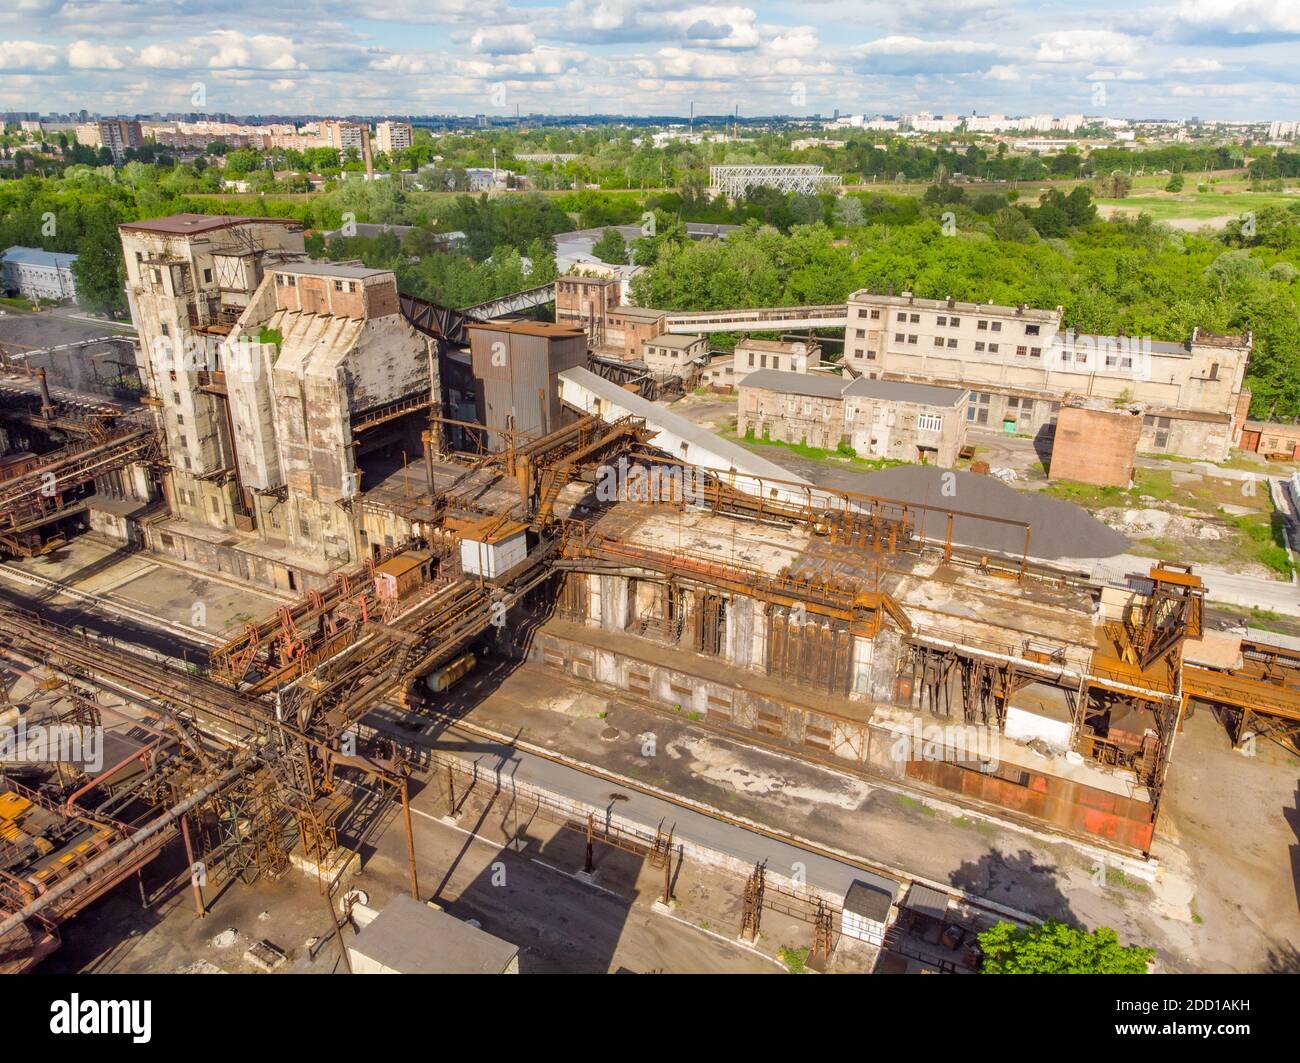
[1098,174,1300,223]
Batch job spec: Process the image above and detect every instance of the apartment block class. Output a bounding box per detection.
[75,119,142,162]
[375,120,413,155]
[843,289,1251,461]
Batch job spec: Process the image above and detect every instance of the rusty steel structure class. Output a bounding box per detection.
[6,351,1300,972]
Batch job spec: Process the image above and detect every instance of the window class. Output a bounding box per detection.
[855,329,866,338]
[918,413,943,432]
[975,341,985,352]
[988,343,999,353]
[977,320,988,330]
[910,313,920,323]
[937,315,947,326]
[1030,347,1041,358]
[748,352,755,366]
[947,338,958,348]
[1016,345,1028,357]
[760,355,767,368]
[857,308,869,318]
[991,321,1001,332]
[908,334,919,344]
[334,280,344,291]
[894,333,905,343]
[772,357,780,370]
[1008,396,1020,409]
[1208,362,1219,380]
[897,312,908,322]
[1025,324,1040,336]
[175,413,184,425]
[870,309,880,320]
[203,268,212,284]
[949,317,960,327]
[934,336,946,347]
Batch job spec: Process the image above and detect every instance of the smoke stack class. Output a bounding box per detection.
[362,126,374,179]
[36,367,53,418]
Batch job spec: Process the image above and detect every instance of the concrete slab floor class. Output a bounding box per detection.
[40,769,800,974]
[3,536,283,640]
[422,655,1300,973]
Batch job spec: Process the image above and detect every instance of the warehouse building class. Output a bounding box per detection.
[841,289,1251,461]
[738,369,969,466]
[0,246,77,302]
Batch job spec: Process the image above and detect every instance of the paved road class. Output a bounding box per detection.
[371,708,903,904]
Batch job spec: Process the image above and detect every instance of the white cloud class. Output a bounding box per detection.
[1033,30,1137,64]
[470,26,537,56]
[68,40,125,69]
[0,40,61,70]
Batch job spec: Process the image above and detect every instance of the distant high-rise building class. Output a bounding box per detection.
[375,120,413,155]
[74,119,142,162]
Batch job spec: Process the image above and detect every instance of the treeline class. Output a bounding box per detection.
[631,203,1300,420]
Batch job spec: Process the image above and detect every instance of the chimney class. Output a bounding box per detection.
[947,295,954,308]
[362,126,374,179]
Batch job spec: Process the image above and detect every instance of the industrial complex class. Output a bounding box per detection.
[0,213,1297,978]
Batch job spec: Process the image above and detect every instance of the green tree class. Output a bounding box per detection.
[1165,173,1185,193]
[978,921,1152,974]
[71,207,128,316]
[592,226,628,264]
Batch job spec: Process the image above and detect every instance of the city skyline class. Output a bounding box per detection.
[4,0,1300,120]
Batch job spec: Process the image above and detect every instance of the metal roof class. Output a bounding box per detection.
[560,366,812,486]
[1,246,77,269]
[739,368,847,399]
[843,376,968,408]
[903,882,952,920]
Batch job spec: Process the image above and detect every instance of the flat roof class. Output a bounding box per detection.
[273,261,390,280]
[644,333,705,349]
[852,289,1060,323]
[844,376,968,408]
[1,246,76,268]
[610,305,668,322]
[118,213,302,235]
[467,319,585,339]
[736,338,818,354]
[739,368,847,399]
[349,895,519,974]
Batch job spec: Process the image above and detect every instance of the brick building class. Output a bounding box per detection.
[842,289,1251,461]
[738,369,969,466]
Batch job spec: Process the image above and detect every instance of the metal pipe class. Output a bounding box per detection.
[0,762,250,939]
[64,740,161,817]
[400,775,419,901]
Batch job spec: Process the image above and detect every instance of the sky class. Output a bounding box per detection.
[5,0,1300,120]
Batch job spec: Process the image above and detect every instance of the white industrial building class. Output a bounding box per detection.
[0,246,78,302]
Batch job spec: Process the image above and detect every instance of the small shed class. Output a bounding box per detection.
[841,876,897,945]
[374,549,435,601]
[456,518,528,580]
[347,894,520,974]
[902,883,953,929]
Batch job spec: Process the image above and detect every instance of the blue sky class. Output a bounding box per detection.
[6,0,1300,118]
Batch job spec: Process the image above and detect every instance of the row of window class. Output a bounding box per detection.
[878,308,1044,336]
[746,352,785,369]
